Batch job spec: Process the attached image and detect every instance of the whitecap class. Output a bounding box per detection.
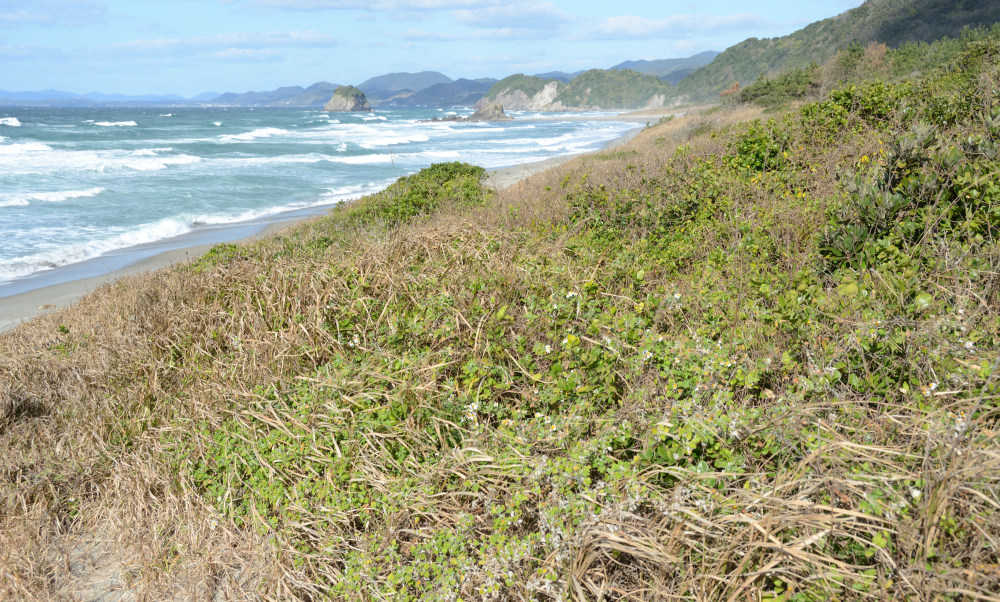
[0,117,21,127]
[325,154,394,165]
[120,154,201,171]
[94,121,138,127]
[0,187,105,206]
[213,121,222,127]
[159,113,173,117]
[131,147,173,156]
[219,127,289,143]
[0,142,200,174]
[0,217,193,283]
[0,178,402,283]
[0,141,53,155]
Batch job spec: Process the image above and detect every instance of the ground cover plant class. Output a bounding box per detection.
[1,30,999,602]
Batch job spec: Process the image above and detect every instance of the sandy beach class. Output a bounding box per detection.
[0,121,647,334]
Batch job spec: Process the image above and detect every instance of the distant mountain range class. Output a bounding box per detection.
[610,51,720,84]
[379,78,498,108]
[357,71,453,103]
[213,82,339,107]
[0,51,720,109]
[0,90,191,106]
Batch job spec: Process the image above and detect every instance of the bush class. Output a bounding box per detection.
[740,64,820,107]
[729,119,790,172]
[341,162,489,227]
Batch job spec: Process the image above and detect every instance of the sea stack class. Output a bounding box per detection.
[467,102,512,121]
[323,86,372,112]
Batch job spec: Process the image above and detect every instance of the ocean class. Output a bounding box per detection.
[0,106,636,297]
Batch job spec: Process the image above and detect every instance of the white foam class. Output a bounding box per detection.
[0,117,21,127]
[213,121,222,127]
[219,127,289,143]
[0,187,105,206]
[0,141,53,154]
[358,132,430,149]
[294,122,438,147]
[217,153,330,167]
[94,121,138,127]
[0,216,193,283]
[131,147,173,156]
[326,154,395,165]
[160,113,173,117]
[120,153,201,171]
[0,142,200,174]
[0,180,398,284]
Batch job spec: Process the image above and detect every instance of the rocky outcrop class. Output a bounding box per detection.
[323,86,372,112]
[430,103,512,123]
[477,81,560,111]
[467,103,511,121]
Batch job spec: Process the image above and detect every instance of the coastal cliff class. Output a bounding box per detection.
[323,85,371,112]
[477,70,673,111]
[477,75,560,111]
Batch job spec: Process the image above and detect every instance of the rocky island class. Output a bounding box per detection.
[323,85,371,112]
[431,102,512,122]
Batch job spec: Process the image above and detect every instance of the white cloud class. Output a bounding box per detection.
[0,0,105,26]
[0,44,65,59]
[404,25,561,42]
[245,0,500,10]
[593,14,767,39]
[453,3,569,30]
[118,31,339,54]
[212,48,285,61]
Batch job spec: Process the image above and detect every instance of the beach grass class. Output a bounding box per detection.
[1,33,999,600]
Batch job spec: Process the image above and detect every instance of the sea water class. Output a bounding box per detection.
[0,106,636,295]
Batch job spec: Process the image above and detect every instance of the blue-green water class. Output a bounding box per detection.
[0,107,635,291]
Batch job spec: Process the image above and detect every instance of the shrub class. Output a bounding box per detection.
[729,119,790,172]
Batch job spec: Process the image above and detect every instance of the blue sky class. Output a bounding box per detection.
[1,0,863,96]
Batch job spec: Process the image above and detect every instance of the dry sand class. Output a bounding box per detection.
[0,122,647,334]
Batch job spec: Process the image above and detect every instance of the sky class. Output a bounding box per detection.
[1,0,864,96]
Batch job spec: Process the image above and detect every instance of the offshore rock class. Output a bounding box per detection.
[431,103,512,123]
[323,86,372,112]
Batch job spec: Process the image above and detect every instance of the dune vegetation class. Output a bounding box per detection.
[2,28,999,602]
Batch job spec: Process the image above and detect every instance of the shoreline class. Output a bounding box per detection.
[0,120,646,334]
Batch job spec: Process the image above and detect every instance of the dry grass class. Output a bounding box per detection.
[1,61,999,601]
